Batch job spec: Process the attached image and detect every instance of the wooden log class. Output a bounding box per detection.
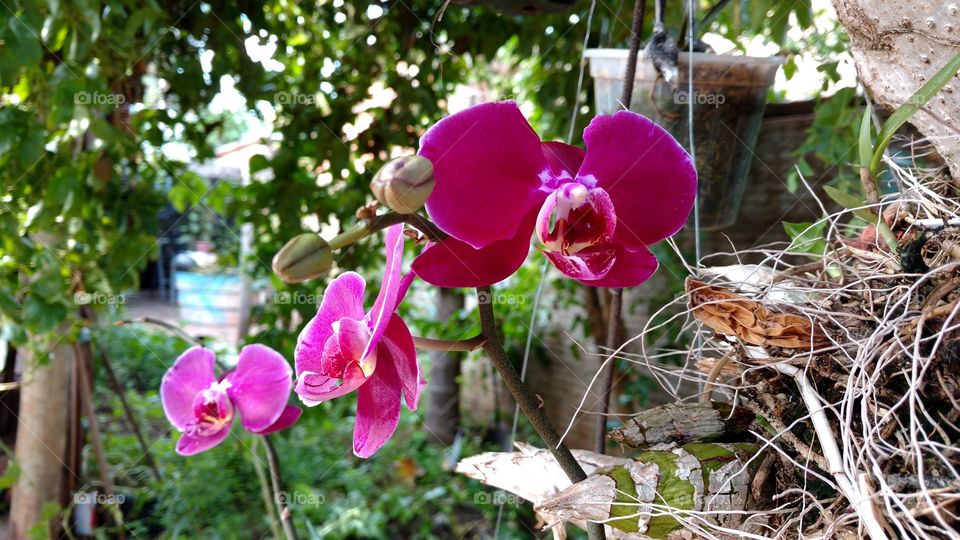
[608,402,754,448]
[537,443,764,538]
[457,442,766,539]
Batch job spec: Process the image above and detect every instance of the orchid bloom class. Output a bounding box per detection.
[294,223,421,457]
[161,345,302,456]
[411,101,697,288]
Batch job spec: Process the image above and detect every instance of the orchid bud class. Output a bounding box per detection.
[370,155,435,214]
[272,233,333,283]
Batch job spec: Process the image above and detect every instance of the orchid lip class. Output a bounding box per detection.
[536,182,616,256]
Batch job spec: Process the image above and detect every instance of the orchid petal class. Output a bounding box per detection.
[161,347,217,431]
[337,317,372,361]
[420,101,548,248]
[543,243,617,283]
[536,184,616,249]
[541,141,585,188]
[363,223,404,362]
[353,360,402,458]
[582,243,658,288]
[578,111,697,248]
[412,210,536,288]
[175,425,232,456]
[295,363,367,406]
[226,344,294,433]
[379,314,420,411]
[251,404,302,435]
[295,272,366,378]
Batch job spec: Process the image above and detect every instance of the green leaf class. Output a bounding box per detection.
[783,220,827,257]
[6,17,43,66]
[783,57,798,80]
[168,172,208,213]
[871,52,960,176]
[858,103,872,169]
[22,296,67,334]
[823,185,879,222]
[27,502,60,540]
[0,460,20,488]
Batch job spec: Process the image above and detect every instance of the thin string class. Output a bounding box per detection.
[688,0,699,266]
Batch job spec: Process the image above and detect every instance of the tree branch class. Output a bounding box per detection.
[476,287,605,540]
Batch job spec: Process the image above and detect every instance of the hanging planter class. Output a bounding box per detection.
[586,49,783,230]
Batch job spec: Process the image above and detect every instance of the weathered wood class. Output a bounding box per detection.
[456,443,635,538]
[457,442,765,539]
[831,0,960,178]
[608,402,754,448]
[537,443,764,538]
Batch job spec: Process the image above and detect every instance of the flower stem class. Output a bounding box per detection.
[594,288,622,454]
[412,335,486,352]
[116,317,203,347]
[327,222,371,251]
[476,287,605,540]
[327,211,448,251]
[263,435,298,540]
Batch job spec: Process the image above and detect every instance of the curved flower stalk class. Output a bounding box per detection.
[294,223,421,457]
[411,101,697,288]
[161,345,302,456]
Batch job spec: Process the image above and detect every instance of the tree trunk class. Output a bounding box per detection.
[831,0,960,177]
[10,340,72,539]
[424,288,463,445]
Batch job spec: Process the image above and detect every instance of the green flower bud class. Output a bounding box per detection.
[272,233,333,283]
[370,155,435,214]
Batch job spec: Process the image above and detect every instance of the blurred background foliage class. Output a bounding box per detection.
[0,0,862,536]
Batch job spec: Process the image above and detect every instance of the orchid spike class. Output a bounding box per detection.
[411,100,697,288]
[294,223,421,457]
[161,345,302,456]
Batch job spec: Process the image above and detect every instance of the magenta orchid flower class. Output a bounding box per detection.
[411,101,697,288]
[161,344,302,456]
[294,223,421,458]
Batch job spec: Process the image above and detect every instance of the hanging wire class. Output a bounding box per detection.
[493,6,600,537]
[688,0,700,266]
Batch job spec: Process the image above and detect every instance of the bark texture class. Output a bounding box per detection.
[424,288,463,445]
[831,0,960,177]
[458,442,765,539]
[608,402,754,448]
[538,443,763,538]
[10,343,72,539]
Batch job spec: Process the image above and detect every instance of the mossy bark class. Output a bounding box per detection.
[537,443,763,538]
